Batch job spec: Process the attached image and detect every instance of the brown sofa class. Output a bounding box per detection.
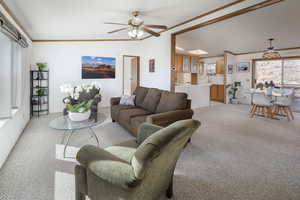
[110,86,193,136]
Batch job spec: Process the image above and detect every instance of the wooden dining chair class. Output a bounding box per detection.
[250,93,273,118]
[273,91,294,121]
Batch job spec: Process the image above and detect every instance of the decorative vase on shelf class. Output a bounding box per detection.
[68,110,91,122]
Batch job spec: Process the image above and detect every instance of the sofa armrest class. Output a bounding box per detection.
[76,145,139,189]
[137,123,163,144]
[146,109,194,127]
[110,97,121,106]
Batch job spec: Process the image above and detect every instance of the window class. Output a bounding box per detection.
[11,42,23,108]
[283,59,300,85]
[254,57,300,86]
[0,32,12,118]
[206,63,216,75]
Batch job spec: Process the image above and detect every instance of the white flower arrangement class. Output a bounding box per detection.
[60,82,101,101]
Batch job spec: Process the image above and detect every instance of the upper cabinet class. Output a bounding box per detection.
[216,60,225,74]
[175,54,183,72]
[182,55,191,72]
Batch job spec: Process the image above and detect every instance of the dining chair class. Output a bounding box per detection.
[273,90,294,121]
[250,92,273,118]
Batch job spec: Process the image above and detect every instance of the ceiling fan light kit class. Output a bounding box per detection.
[106,11,167,39]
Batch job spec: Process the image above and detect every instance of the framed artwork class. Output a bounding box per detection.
[236,62,250,72]
[182,56,191,72]
[227,64,234,74]
[149,59,155,72]
[82,56,116,79]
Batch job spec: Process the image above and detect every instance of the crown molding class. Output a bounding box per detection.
[235,46,300,55]
[32,39,136,42]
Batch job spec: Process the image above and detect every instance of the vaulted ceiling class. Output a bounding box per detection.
[176,0,300,56]
[3,0,238,40]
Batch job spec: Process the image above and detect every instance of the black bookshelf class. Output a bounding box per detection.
[30,70,49,117]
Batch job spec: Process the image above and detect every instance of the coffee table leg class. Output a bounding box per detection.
[64,130,75,158]
[89,127,100,147]
[60,130,68,144]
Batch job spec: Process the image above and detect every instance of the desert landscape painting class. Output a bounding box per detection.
[82,56,116,79]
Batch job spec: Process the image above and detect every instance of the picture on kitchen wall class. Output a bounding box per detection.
[227,64,234,74]
[236,62,250,72]
[149,59,155,72]
[82,56,116,79]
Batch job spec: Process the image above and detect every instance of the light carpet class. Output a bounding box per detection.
[0,105,300,200]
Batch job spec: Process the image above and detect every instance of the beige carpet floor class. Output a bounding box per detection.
[0,104,299,200]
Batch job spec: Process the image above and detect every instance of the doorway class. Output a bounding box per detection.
[123,55,140,95]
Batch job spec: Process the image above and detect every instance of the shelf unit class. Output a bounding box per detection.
[30,70,49,117]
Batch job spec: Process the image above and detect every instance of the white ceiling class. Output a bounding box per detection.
[3,0,236,40]
[176,0,300,56]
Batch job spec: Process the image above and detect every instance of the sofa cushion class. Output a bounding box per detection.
[119,108,151,126]
[140,88,162,113]
[133,87,149,107]
[155,91,188,113]
[131,115,147,135]
[111,105,136,121]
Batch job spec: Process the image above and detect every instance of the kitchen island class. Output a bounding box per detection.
[175,83,212,109]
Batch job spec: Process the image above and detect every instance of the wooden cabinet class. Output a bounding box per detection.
[175,54,200,85]
[175,54,183,72]
[210,84,224,102]
[216,60,225,74]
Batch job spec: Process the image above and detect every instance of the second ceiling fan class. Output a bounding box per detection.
[105,11,167,39]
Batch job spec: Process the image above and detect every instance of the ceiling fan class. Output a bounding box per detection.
[105,11,167,39]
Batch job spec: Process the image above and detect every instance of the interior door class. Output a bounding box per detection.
[123,56,139,95]
[131,57,138,95]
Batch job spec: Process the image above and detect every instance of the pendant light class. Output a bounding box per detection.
[262,38,281,59]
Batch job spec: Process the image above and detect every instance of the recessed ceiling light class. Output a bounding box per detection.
[176,46,185,51]
[188,49,208,55]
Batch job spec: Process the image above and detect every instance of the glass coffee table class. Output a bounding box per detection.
[49,113,106,158]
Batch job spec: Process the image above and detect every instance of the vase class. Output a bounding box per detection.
[266,87,273,96]
[68,110,91,122]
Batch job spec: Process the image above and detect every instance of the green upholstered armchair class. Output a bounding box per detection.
[75,119,200,200]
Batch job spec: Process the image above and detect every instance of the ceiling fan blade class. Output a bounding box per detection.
[108,27,128,34]
[104,22,128,26]
[142,27,160,37]
[144,25,167,29]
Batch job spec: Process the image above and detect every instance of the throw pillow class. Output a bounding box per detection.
[119,95,136,106]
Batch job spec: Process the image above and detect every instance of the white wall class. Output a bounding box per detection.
[138,34,172,90]
[0,4,32,168]
[32,42,140,113]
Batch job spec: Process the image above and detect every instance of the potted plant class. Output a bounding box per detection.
[67,100,94,121]
[36,63,47,71]
[60,82,102,121]
[265,81,275,96]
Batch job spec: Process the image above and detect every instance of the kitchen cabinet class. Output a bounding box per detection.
[216,60,225,74]
[210,84,224,102]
